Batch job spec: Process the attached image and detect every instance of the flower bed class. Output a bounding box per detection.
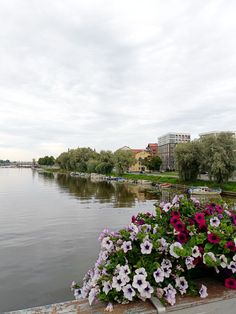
[71,195,236,310]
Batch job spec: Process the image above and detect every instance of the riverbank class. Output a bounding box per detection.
[40,168,236,194]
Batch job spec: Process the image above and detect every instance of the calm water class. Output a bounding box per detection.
[0,168,163,312]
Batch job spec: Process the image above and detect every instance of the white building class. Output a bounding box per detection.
[158,133,191,170]
[199,131,236,138]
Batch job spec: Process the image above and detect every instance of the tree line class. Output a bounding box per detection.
[175,132,236,183]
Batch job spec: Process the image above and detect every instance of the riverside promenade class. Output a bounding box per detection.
[5,279,236,314]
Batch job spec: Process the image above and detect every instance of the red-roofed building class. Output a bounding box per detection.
[146,143,158,156]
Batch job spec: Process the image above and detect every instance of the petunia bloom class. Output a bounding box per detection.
[207,233,221,244]
[225,278,236,289]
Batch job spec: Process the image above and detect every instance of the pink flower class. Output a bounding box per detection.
[177,232,188,244]
[174,220,185,232]
[194,213,205,225]
[207,233,221,244]
[171,210,181,218]
[225,241,236,252]
[225,278,236,289]
[170,217,179,226]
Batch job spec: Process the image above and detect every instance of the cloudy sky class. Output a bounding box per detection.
[0,0,236,161]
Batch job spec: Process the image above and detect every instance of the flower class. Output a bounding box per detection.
[132,274,147,292]
[101,237,114,251]
[194,213,205,224]
[219,255,228,268]
[157,238,169,252]
[112,275,126,292]
[135,267,147,277]
[177,232,188,243]
[163,284,177,306]
[170,217,179,226]
[210,216,221,227]
[140,282,154,299]
[169,242,183,258]
[140,240,153,254]
[171,210,181,218]
[225,241,236,252]
[174,220,185,232]
[228,261,236,274]
[119,265,131,276]
[192,246,201,258]
[199,284,208,298]
[88,287,99,305]
[185,256,195,270]
[153,268,165,283]
[203,252,217,264]
[122,284,136,301]
[121,241,132,253]
[74,288,83,299]
[225,278,236,289]
[105,303,113,312]
[163,202,172,212]
[102,281,112,295]
[161,259,172,269]
[207,233,221,244]
[175,276,188,295]
[162,266,172,278]
[153,224,159,234]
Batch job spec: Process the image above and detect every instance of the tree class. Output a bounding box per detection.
[38,155,55,166]
[200,133,236,183]
[140,156,162,171]
[96,150,114,174]
[113,149,136,175]
[175,141,202,181]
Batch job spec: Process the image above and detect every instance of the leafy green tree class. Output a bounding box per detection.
[200,133,236,183]
[175,141,202,181]
[86,159,100,173]
[113,149,136,175]
[140,156,162,171]
[38,155,55,166]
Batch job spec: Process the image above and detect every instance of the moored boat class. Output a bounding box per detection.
[188,186,222,195]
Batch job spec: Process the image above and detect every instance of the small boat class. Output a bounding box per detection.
[159,183,172,188]
[188,186,222,195]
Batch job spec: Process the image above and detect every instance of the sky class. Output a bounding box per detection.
[0,0,236,161]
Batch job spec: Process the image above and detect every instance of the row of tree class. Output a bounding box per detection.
[175,133,236,183]
[38,155,55,166]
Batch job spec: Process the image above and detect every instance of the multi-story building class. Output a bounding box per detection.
[199,131,236,138]
[146,143,158,156]
[158,133,191,170]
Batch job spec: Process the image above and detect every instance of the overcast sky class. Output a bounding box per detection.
[0,0,236,160]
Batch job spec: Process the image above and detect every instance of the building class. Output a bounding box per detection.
[129,150,151,173]
[199,131,236,138]
[146,143,158,156]
[158,133,191,170]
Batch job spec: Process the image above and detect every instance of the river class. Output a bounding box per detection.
[0,168,235,312]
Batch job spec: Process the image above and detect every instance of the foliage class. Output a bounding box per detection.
[199,133,236,183]
[113,150,136,175]
[140,156,162,171]
[38,155,55,166]
[175,141,202,181]
[71,196,236,308]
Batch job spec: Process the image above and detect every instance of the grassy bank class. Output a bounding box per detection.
[121,173,236,193]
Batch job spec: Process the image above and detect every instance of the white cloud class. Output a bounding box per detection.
[0,0,235,160]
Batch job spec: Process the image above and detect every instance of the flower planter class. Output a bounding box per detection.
[5,279,236,314]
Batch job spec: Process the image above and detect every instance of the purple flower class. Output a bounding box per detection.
[121,241,132,253]
[199,284,208,298]
[132,274,147,292]
[153,268,164,283]
[140,240,153,254]
[122,284,136,301]
[140,281,154,299]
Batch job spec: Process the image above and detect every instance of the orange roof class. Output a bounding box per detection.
[131,149,144,154]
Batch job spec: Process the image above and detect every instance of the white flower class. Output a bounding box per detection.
[153,224,159,234]
[172,195,179,205]
[161,259,172,269]
[233,255,236,262]
[119,265,131,276]
[142,224,152,232]
[102,281,112,295]
[121,241,132,253]
[74,288,83,299]
[153,268,164,283]
[128,223,139,234]
[101,251,109,261]
[163,284,177,306]
[199,284,208,298]
[112,275,126,292]
[192,246,201,258]
[105,303,113,312]
[157,238,169,252]
[140,282,154,299]
[162,266,172,278]
[135,267,147,278]
[185,256,195,270]
[175,276,188,295]
[88,287,99,305]
[219,255,228,268]
[101,237,114,251]
[123,284,136,301]
[203,252,216,264]
[228,261,236,273]
[169,242,183,258]
[163,202,172,212]
[140,240,153,254]
[132,274,147,292]
[210,217,220,227]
